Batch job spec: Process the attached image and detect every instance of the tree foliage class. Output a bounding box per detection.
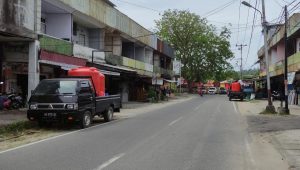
[155,10,234,82]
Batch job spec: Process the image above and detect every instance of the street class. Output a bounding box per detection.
[0,95,259,170]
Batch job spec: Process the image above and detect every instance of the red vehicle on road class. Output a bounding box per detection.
[228,81,244,101]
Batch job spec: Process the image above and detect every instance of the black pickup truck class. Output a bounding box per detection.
[27,78,121,128]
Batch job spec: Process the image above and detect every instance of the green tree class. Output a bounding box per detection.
[155,10,234,85]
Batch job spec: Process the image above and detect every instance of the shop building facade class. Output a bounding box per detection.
[0,0,175,103]
[257,13,300,105]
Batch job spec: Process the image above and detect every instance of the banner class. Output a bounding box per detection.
[173,61,181,75]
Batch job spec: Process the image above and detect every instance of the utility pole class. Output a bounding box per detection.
[236,44,247,80]
[282,5,290,114]
[262,0,275,113]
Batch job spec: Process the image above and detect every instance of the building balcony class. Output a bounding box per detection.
[105,54,174,77]
[260,51,300,77]
[39,34,73,56]
[39,34,105,64]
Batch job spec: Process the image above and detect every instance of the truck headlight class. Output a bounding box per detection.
[66,103,78,110]
[30,104,37,110]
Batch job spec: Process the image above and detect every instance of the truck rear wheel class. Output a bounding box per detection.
[80,111,92,129]
[104,106,114,122]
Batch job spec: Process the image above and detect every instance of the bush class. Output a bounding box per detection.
[147,87,158,102]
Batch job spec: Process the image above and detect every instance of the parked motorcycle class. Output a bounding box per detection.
[7,94,24,109]
[0,94,11,110]
[272,90,281,101]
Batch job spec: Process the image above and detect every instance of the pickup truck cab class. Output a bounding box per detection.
[27,78,121,128]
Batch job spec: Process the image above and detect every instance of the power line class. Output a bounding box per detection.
[236,0,242,44]
[275,0,284,7]
[244,0,258,70]
[242,0,252,44]
[289,1,300,13]
[113,0,161,12]
[203,0,239,17]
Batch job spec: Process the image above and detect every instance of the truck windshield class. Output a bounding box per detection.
[34,80,77,95]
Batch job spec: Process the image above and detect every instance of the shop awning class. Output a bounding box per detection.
[39,60,120,76]
[39,60,80,70]
[99,70,120,76]
[99,63,136,73]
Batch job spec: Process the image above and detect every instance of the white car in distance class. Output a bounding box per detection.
[208,87,217,94]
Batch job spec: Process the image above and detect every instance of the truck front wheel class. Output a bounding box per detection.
[80,111,92,129]
[104,106,114,122]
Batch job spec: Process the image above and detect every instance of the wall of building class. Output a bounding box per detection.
[59,0,157,49]
[88,28,101,50]
[46,13,72,41]
[72,24,89,47]
[277,42,285,62]
[0,0,36,38]
[270,48,278,65]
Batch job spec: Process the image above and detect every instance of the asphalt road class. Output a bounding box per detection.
[0,95,254,170]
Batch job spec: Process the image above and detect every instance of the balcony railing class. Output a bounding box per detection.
[105,55,173,76]
[39,34,73,56]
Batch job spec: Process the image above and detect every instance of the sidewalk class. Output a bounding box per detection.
[237,100,300,170]
[0,109,27,126]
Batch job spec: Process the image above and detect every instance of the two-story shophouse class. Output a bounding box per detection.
[0,0,175,102]
[257,13,300,105]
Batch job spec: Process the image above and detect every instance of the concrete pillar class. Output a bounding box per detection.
[113,36,122,56]
[105,33,122,56]
[121,82,129,102]
[28,40,40,101]
[99,29,105,51]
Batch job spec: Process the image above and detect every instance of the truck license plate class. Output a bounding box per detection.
[44,113,56,117]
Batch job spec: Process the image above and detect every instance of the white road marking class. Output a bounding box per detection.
[95,153,125,170]
[193,105,201,111]
[245,137,257,170]
[0,119,122,155]
[232,102,238,113]
[168,117,183,126]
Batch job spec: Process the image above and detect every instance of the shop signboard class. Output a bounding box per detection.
[152,78,163,85]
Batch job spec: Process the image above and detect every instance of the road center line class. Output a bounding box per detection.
[95,153,125,170]
[232,102,238,113]
[193,105,201,111]
[168,117,183,126]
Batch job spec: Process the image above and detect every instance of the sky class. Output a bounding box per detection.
[109,0,297,71]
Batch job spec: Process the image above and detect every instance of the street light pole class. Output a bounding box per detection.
[241,0,275,112]
[261,0,275,113]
